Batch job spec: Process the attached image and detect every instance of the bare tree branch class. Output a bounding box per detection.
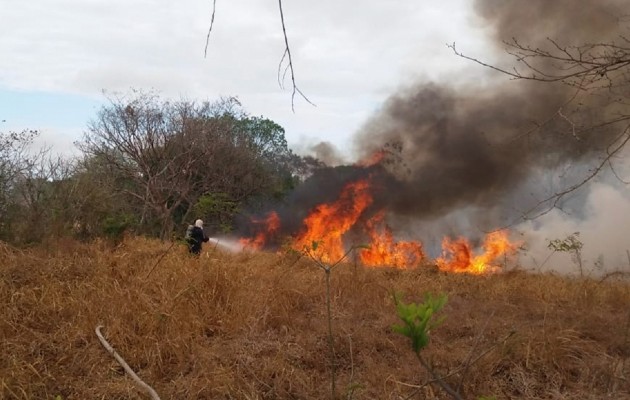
[450,25,630,224]
[204,0,217,58]
[608,158,630,184]
[277,0,315,112]
[512,124,630,225]
[203,1,314,111]
[449,39,630,88]
[95,325,161,400]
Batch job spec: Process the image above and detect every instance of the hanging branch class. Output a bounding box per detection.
[95,325,162,400]
[277,0,315,112]
[203,0,314,111]
[448,40,630,87]
[479,123,630,234]
[204,0,218,58]
[520,124,630,221]
[449,35,630,220]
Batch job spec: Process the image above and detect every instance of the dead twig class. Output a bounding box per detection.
[202,0,313,110]
[401,330,516,400]
[346,334,360,399]
[598,270,630,283]
[416,353,463,400]
[95,325,161,400]
[456,310,496,392]
[203,0,218,58]
[145,240,177,279]
[277,0,315,112]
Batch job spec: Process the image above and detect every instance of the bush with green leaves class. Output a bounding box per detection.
[547,232,584,276]
[101,213,136,243]
[392,292,496,400]
[393,292,448,353]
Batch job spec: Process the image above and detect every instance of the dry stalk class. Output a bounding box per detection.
[145,240,177,279]
[95,325,161,400]
[401,330,515,400]
[456,310,496,392]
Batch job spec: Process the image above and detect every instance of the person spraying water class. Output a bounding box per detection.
[185,219,209,256]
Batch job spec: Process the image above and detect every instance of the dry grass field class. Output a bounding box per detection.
[1,237,629,399]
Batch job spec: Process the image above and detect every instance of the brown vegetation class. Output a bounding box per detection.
[1,238,629,399]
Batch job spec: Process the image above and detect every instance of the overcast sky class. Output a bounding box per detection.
[0,0,497,157]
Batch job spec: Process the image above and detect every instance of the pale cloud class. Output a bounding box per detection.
[0,0,492,153]
[32,127,83,157]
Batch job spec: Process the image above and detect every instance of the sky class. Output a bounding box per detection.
[0,0,494,157]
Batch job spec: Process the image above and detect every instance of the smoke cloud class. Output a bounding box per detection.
[242,0,630,271]
[308,141,345,166]
[354,0,627,222]
[518,182,630,275]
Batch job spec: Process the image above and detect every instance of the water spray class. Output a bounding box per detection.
[208,237,245,253]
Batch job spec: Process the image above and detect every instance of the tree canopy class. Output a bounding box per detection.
[0,91,309,244]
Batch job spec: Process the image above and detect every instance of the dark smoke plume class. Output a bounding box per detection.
[241,0,629,241]
[353,0,628,222]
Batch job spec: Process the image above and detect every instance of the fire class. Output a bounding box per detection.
[436,230,518,274]
[237,178,519,274]
[293,179,373,263]
[358,211,425,268]
[239,211,281,249]
[356,150,386,167]
[243,178,424,267]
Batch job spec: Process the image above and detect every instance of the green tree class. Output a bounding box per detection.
[80,90,299,239]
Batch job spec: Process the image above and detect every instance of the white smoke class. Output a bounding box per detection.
[517,182,630,276]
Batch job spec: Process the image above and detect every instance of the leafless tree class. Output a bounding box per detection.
[81,92,214,238]
[0,131,92,243]
[0,130,39,237]
[10,152,79,242]
[80,91,295,239]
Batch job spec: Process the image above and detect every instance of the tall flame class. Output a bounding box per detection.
[359,211,425,268]
[436,230,518,274]
[238,177,520,274]
[293,179,373,263]
[239,211,281,249]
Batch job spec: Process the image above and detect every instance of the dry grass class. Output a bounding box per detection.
[1,237,629,400]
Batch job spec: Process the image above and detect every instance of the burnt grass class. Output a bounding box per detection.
[1,237,629,399]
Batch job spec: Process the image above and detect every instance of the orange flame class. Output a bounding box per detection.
[359,211,425,268]
[436,230,518,274]
[356,150,386,167]
[238,178,519,274]
[293,179,373,263]
[239,211,281,249]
